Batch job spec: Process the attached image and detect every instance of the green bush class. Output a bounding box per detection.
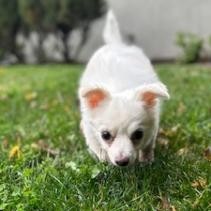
[0,0,106,62]
[176,32,203,63]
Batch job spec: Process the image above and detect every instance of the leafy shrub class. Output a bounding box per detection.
[176,32,203,63]
[0,0,106,63]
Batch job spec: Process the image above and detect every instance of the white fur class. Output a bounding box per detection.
[78,10,169,166]
[103,10,122,44]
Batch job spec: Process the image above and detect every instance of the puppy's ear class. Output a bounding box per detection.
[80,87,110,109]
[135,83,170,107]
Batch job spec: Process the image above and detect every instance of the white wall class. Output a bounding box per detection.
[79,0,211,61]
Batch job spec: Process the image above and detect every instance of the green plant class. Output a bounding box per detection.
[18,0,106,62]
[176,32,203,63]
[0,0,106,62]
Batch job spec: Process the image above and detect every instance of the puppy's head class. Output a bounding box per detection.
[80,83,169,166]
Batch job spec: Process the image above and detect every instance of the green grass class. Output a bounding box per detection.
[0,64,210,210]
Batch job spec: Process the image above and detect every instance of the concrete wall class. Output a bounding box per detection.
[79,0,211,61]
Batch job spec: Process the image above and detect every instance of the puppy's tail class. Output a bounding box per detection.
[103,10,122,44]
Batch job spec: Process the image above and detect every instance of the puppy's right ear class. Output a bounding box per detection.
[134,82,170,107]
[80,87,110,109]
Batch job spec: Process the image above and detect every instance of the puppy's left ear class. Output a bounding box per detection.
[135,83,170,107]
[80,87,111,109]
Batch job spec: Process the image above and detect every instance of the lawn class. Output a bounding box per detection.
[0,64,210,210]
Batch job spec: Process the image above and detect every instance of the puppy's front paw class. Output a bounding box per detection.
[98,149,108,162]
[88,148,108,162]
[138,148,154,164]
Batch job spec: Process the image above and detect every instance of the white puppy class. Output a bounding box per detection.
[78,11,170,166]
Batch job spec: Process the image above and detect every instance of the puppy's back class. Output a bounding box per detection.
[80,44,158,93]
[80,10,159,94]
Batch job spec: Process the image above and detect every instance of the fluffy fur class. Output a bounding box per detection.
[78,11,170,166]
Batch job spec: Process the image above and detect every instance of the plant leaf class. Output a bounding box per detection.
[9,145,21,159]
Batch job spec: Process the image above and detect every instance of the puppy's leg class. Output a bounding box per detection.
[139,144,154,163]
[81,120,108,162]
[139,127,158,163]
[80,120,84,135]
[88,146,108,162]
[86,137,108,162]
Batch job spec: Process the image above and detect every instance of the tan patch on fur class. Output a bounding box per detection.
[142,91,156,106]
[85,89,106,109]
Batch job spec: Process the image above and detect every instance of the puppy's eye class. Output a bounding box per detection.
[101,131,112,141]
[130,129,143,143]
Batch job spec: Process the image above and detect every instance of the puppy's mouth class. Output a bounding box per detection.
[114,157,130,166]
[105,149,137,167]
[109,156,137,167]
[107,152,138,167]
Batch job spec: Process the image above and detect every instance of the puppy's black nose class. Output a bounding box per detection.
[115,158,129,166]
